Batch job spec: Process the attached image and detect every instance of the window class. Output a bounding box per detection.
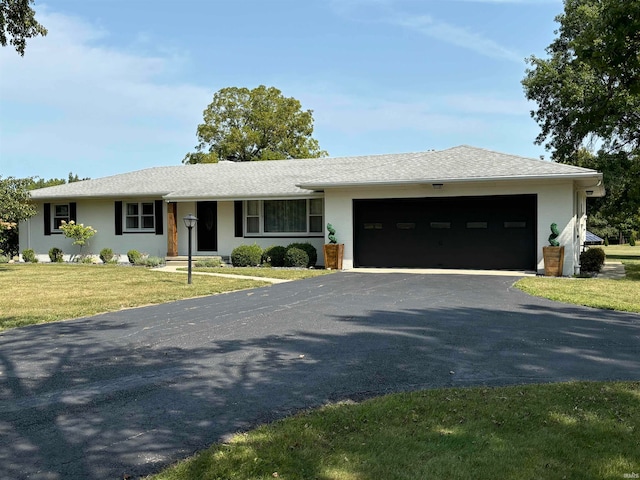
[125,202,155,231]
[53,204,70,230]
[244,198,323,235]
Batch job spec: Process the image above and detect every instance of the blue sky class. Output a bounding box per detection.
[0,0,563,180]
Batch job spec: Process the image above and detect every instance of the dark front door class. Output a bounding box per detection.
[197,201,217,252]
[353,195,537,270]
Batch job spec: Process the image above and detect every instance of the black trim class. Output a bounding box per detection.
[154,200,163,235]
[69,202,77,223]
[44,203,51,236]
[115,201,123,236]
[234,201,243,237]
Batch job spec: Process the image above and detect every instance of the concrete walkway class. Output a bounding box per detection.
[154,264,292,284]
[598,261,627,279]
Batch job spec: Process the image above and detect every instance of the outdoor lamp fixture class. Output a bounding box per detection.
[586,190,594,196]
[183,213,198,284]
[432,183,444,189]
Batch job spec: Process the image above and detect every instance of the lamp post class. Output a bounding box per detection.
[183,213,198,284]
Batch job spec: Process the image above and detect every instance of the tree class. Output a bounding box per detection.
[0,0,47,56]
[183,85,327,163]
[0,176,37,256]
[522,0,640,241]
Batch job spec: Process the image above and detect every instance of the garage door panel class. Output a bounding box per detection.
[354,195,536,270]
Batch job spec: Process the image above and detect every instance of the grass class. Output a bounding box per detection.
[187,266,335,280]
[515,244,640,312]
[150,381,640,480]
[0,263,269,331]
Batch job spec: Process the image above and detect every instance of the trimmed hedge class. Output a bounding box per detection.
[580,247,606,273]
[286,242,317,267]
[49,247,64,263]
[284,247,309,268]
[262,245,287,267]
[231,244,263,267]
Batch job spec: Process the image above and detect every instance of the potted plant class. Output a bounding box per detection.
[543,222,564,276]
[323,223,344,270]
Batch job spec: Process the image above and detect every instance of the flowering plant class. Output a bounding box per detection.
[60,220,97,253]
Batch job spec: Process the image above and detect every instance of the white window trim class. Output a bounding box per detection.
[124,201,155,232]
[244,198,324,236]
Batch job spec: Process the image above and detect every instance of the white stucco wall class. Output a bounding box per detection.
[19,199,167,262]
[323,179,580,275]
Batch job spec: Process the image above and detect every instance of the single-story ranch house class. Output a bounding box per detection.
[20,145,604,275]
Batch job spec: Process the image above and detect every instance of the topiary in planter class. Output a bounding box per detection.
[231,244,263,267]
[284,247,309,268]
[286,242,317,267]
[262,245,286,267]
[580,247,606,273]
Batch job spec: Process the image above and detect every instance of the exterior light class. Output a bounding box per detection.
[586,190,594,196]
[432,183,444,189]
[183,214,198,284]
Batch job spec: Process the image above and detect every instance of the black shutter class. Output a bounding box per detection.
[44,203,51,236]
[234,201,243,237]
[155,200,163,235]
[69,202,77,223]
[115,201,123,235]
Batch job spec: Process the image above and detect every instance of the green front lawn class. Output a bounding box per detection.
[0,264,269,331]
[151,381,640,480]
[515,244,640,312]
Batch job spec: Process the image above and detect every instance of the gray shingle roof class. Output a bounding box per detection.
[29,145,603,201]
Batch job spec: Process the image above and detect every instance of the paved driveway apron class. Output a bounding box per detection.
[1,272,639,479]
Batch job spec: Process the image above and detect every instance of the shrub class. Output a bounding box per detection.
[580,247,606,273]
[630,231,637,247]
[284,247,309,268]
[262,245,287,267]
[604,237,610,246]
[195,258,223,267]
[231,244,263,267]
[22,248,38,263]
[138,256,164,267]
[59,220,97,253]
[286,242,317,267]
[0,252,9,263]
[99,248,115,263]
[127,249,142,264]
[48,247,64,263]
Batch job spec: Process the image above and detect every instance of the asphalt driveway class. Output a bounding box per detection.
[1,272,639,479]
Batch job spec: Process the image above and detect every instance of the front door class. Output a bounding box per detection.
[197,201,217,251]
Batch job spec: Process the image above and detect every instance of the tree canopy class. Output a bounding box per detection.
[183,85,327,164]
[0,0,47,56]
[522,0,640,241]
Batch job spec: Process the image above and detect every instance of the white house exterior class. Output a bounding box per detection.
[20,145,604,275]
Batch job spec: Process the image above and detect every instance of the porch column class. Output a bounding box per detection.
[167,202,178,256]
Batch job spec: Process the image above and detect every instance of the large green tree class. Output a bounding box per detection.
[183,85,327,164]
[0,176,37,256]
[0,0,47,56]
[522,0,640,241]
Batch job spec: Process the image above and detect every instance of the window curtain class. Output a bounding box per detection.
[264,200,306,232]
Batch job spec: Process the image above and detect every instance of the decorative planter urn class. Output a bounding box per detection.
[323,243,344,270]
[543,246,564,277]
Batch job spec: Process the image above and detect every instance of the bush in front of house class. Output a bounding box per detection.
[100,248,115,264]
[0,250,10,263]
[284,247,309,268]
[195,258,223,267]
[262,245,287,267]
[22,248,38,263]
[127,249,142,264]
[48,247,64,263]
[137,256,164,267]
[231,244,263,267]
[580,247,606,273]
[286,242,317,267]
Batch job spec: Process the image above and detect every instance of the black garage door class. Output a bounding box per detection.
[354,194,537,270]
